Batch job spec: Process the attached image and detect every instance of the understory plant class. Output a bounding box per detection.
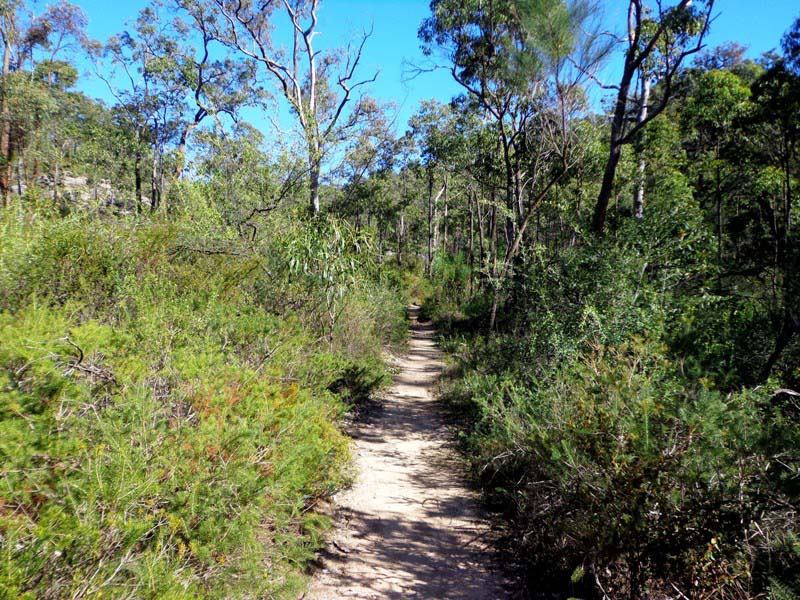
[438,230,800,599]
[0,205,405,598]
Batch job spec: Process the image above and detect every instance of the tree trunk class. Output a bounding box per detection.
[468,188,475,296]
[53,159,59,206]
[593,140,625,233]
[134,151,143,214]
[309,164,321,215]
[633,147,647,220]
[309,135,322,215]
[150,150,160,213]
[784,146,792,236]
[15,155,21,196]
[432,181,440,253]
[633,76,651,219]
[489,293,499,332]
[173,120,199,181]
[443,173,449,250]
[427,169,434,276]
[592,0,635,234]
[397,210,404,266]
[477,188,486,271]
[1,28,12,208]
[716,161,723,267]
[426,171,446,277]
[488,193,499,331]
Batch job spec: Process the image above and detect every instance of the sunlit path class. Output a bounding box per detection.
[306,306,507,600]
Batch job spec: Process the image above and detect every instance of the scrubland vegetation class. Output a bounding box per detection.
[0,0,799,597]
[0,208,407,597]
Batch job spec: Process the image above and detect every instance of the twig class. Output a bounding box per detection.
[670,582,691,600]
[62,336,83,364]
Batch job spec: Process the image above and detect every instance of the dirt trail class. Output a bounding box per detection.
[306,307,507,599]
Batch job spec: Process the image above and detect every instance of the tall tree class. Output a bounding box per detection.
[749,55,800,379]
[166,3,259,180]
[0,1,20,206]
[0,0,87,206]
[409,100,458,274]
[591,0,714,234]
[178,0,378,215]
[420,0,606,328]
[96,4,254,212]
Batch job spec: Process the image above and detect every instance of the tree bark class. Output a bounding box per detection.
[397,210,404,266]
[426,173,446,276]
[309,164,321,215]
[468,188,475,296]
[488,192,499,331]
[716,161,723,267]
[427,169,434,276]
[592,62,634,233]
[477,188,485,270]
[633,76,651,219]
[173,119,200,181]
[1,23,12,208]
[443,172,449,250]
[309,136,322,215]
[134,150,143,214]
[150,149,160,212]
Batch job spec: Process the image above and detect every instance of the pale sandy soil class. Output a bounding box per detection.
[305,307,508,600]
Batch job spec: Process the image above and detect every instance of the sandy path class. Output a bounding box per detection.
[305,307,507,600]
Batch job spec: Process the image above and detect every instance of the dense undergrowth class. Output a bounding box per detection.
[426,226,800,599]
[0,202,406,598]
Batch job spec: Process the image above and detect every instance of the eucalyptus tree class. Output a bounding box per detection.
[194,121,306,227]
[98,9,178,212]
[177,0,379,216]
[674,34,800,382]
[0,0,88,206]
[168,2,259,180]
[409,100,459,274]
[680,65,750,267]
[333,98,403,247]
[0,0,18,205]
[591,0,714,234]
[420,0,607,328]
[96,4,255,212]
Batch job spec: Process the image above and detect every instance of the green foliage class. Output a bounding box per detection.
[0,205,405,597]
[440,232,800,598]
[420,252,473,322]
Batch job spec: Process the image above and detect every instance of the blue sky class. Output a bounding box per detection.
[71,0,799,133]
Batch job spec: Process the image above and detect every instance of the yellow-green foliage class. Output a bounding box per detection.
[0,209,401,598]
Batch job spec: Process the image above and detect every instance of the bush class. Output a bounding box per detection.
[439,236,800,599]
[420,251,473,322]
[0,206,406,597]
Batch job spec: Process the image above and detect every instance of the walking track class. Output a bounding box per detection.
[306,306,507,599]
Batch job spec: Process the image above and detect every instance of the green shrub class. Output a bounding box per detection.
[421,252,473,322]
[0,207,405,598]
[439,233,800,598]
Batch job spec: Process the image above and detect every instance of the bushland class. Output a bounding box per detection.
[0,197,406,598]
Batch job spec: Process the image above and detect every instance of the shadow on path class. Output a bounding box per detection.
[306,306,507,599]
